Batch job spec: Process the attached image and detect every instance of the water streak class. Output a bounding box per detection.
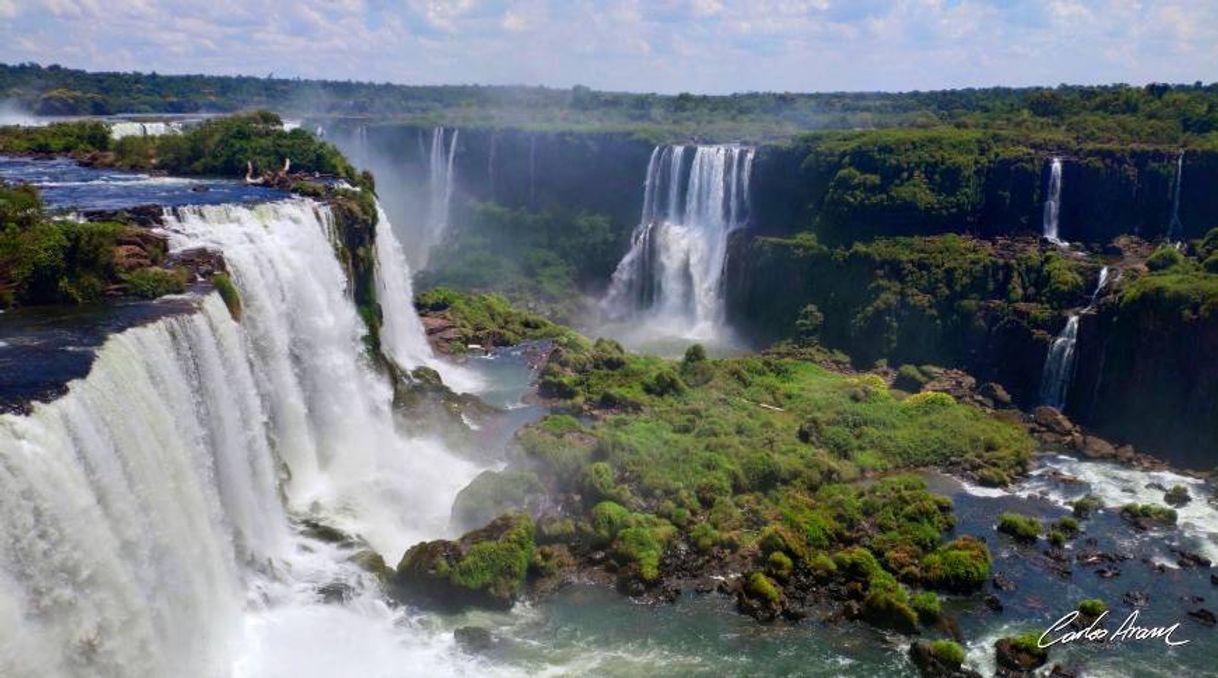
[1042,157,1064,244]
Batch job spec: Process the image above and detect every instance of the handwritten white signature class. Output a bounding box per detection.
[1038,610,1190,648]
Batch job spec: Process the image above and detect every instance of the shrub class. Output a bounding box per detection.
[212,273,241,321]
[1078,598,1106,618]
[911,591,941,623]
[930,639,966,668]
[1146,246,1185,272]
[590,501,633,543]
[122,266,188,299]
[613,525,670,583]
[921,536,991,592]
[746,572,781,604]
[997,512,1041,542]
[1120,503,1177,526]
[767,551,794,580]
[1070,495,1103,519]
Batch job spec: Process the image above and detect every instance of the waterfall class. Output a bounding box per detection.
[1042,157,1064,244]
[602,144,755,338]
[1169,150,1185,242]
[374,202,434,369]
[0,197,484,676]
[109,121,184,140]
[424,127,459,262]
[1039,265,1112,410]
[1039,314,1080,409]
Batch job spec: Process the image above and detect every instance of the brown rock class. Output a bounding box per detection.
[113,245,152,271]
[1033,406,1075,435]
[980,382,1013,407]
[1080,436,1117,460]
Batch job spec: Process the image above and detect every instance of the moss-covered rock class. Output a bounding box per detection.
[921,537,991,592]
[393,513,535,610]
[1120,503,1178,529]
[994,632,1048,673]
[451,470,546,532]
[909,639,975,678]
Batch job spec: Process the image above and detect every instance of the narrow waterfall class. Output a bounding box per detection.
[1169,150,1185,242]
[602,144,755,338]
[1039,314,1080,409]
[425,127,459,261]
[109,121,184,140]
[0,197,484,676]
[1042,157,1063,244]
[374,202,434,369]
[1039,266,1111,410]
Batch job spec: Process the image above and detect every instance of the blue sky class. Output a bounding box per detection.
[0,1,1214,94]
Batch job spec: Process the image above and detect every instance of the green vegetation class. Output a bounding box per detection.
[997,512,1042,542]
[1078,598,1107,618]
[1120,503,1178,527]
[0,182,185,307]
[929,640,966,669]
[921,536,991,592]
[394,513,535,609]
[212,273,241,321]
[5,64,1218,145]
[0,120,110,154]
[738,232,1092,366]
[415,287,576,351]
[420,203,618,323]
[911,591,941,624]
[1070,494,1104,519]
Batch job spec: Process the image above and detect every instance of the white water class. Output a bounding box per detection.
[109,121,184,140]
[1042,157,1064,245]
[1169,150,1185,242]
[374,202,482,392]
[602,144,754,344]
[1090,265,1110,306]
[0,197,494,676]
[423,127,459,266]
[1039,314,1079,409]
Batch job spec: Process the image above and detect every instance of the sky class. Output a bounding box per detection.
[0,0,1215,94]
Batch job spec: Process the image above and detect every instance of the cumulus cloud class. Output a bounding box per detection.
[0,0,1213,93]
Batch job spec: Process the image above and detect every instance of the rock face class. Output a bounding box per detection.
[393,513,535,611]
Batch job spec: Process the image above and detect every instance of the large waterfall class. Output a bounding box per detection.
[0,198,483,677]
[602,144,754,341]
[1042,157,1063,244]
[424,127,459,264]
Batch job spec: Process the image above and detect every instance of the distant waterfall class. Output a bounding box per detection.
[1169,150,1185,242]
[1040,314,1080,409]
[425,127,459,261]
[0,197,482,676]
[374,202,434,369]
[602,144,755,337]
[109,120,184,140]
[1042,157,1064,244]
[1090,265,1110,307]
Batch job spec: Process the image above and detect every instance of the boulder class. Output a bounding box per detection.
[995,635,1048,673]
[393,513,535,611]
[1079,436,1117,460]
[1033,406,1075,436]
[450,470,547,533]
[909,640,979,678]
[979,382,1013,407]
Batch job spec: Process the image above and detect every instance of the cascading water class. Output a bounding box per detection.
[0,197,486,676]
[602,144,755,340]
[424,127,459,264]
[1039,266,1111,410]
[1169,150,1185,242]
[109,121,184,140]
[1042,156,1063,244]
[1039,314,1079,410]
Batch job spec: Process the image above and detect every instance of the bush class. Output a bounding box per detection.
[212,273,241,321]
[921,536,991,592]
[911,591,941,623]
[1120,503,1177,526]
[590,501,634,543]
[1146,246,1185,272]
[746,571,781,604]
[929,639,966,669]
[1078,598,1106,618]
[1070,494,1103,519]
[767,550,794,580]
[997,512,1041,542]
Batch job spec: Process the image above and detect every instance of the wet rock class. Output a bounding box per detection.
[1174,550,1211,569]
[995,635,1048,674]
[454,626,496,653]
[1211,573,1218,587]
[1123,590,1150,607]
[909,641,979,678]
[317,581,354,604]
[992,573,1017,592]
[1048,664,1080,678]
[1188,608,1217,627]
[980,382,1013,407]
[1095,565,1121,579]
[1033,406,1075,436]
[984,594,1004,612]
[1079,435,1117,460]
[112,244,153,271]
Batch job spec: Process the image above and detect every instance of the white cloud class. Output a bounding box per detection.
[0,0,1214,93]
